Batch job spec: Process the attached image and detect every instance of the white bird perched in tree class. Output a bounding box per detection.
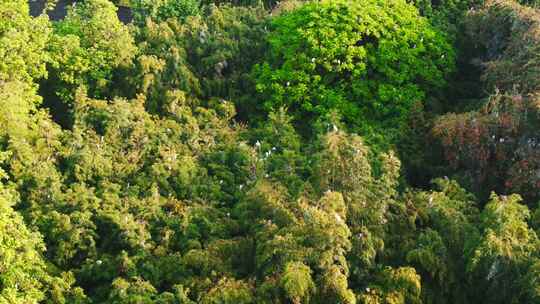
[334,213,343,223]
[199,30,207,44]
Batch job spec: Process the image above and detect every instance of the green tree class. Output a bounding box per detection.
[0,152,86,303]
[403,179,480,303]
[236,181,355,303]
[312,128,401,286]
[433,1,540,202]
[45,0,136,115]
[0,0,51,83]
[246,107,307,196]
[254,0,454,146]
[359,267,421,304]
[133,0,201,24]
[0,153,48,303]
[467,193,540,303]
[130,4,268,116]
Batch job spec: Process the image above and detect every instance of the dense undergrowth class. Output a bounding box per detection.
[2,0,540,303]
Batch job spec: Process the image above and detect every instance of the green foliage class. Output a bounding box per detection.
[311,128,402,287]
[0,163,48,303]
[360,267,421,304]
[2,0,540,303]
[133,0,201,24]
[201,278,253,303]
[410,0,485,28]
[254,0,454,146]
[246,107,307,196]
[45,0,136,107]
[399,179,480,303]
[236,180,355,303]
[280,262,315,303]
[130,4,268,116]
[0,0,51,83]
[0,153,86,304]
[433,1,540,202]
[519,0,540,7]
[467,193,540,303]
[0,81,42,142]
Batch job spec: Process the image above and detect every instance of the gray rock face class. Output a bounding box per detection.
[28,0,133,23]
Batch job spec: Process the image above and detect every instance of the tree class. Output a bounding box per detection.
[403,179,480,303]
[129,4,268,116]
[245,107,307,196]
[4,0,540,302]
[44,0,136,115]
[0,152,86,303]
[235,181,355,303]
[254,0,454,146]
[0,0,51,83]
[359,267,422,304]
[433,1,540,202]
[311,128,402,288]
[0,153,48,303]
[467,193,540,303]
[132,0,201,24]
[410,0,484,28]
[201,278,253,304]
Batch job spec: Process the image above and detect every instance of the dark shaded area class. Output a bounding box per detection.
[29,0,70,20]
[117,6,132,23]
[355,34,378,47]
[38,80,73,130]
[28,0,132,23]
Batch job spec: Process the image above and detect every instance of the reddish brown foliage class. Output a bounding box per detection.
[434,92,540,201]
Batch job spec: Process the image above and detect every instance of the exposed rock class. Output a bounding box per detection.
[28,0,132,23]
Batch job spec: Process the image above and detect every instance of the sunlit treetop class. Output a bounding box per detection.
[0,0,51,83]
[254,0,455,146]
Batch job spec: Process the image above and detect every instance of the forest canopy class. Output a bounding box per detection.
[2,0,540,303]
